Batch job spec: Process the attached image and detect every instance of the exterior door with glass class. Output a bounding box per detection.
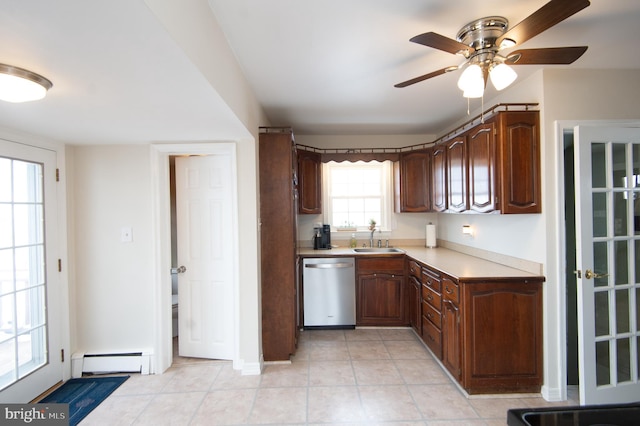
[0,140,62,402]
[574,125,640,405]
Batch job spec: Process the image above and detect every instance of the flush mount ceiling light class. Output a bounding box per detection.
[394,0,591,98]
[0,64,53,103]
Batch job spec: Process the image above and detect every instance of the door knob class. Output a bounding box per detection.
[584,269,608,280]
[171,265,187,274]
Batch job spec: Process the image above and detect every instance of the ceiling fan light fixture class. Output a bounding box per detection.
[0,64,52,103]
[457,63,482,91]
[489,62,517,91]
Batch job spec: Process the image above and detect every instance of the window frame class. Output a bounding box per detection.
[322,160,393,233]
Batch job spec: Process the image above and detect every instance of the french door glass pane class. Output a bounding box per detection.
[593,241,608,287]
[616,338,631,383]
[612,144,626,188]
[591,143,606,188]
[0,157,48,392]
[615,289,630,333]
[596,340,610,386]
[592,193,607,237]
[614,240,628,285]
[594,291,610,337]
[613,192,628,236]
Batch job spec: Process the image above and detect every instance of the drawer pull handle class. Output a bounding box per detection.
[427,312,432,319]
[445,286,453,294]
[427,295,433,301]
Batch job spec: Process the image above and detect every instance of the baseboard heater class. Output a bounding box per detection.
[71,350,151,378]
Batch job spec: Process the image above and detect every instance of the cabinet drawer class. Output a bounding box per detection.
[422,268,441,292]
[442,277,459,303]
[422,284,441,310]
[408,260,421,279]
[422,300,441,329]
[422,316,442,359]
[357,257,404,274]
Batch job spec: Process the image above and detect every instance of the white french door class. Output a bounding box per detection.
[175,154,235,360]
[0,139,61,402]
[574,125,640,405]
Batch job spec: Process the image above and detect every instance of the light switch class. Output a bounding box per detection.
[121,227,133,243]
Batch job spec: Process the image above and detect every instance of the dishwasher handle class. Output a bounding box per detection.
[305,262,353,269]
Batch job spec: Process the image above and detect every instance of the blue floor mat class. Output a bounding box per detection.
[40,376,129,425]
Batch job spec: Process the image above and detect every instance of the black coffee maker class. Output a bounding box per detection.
[313,224,331,250]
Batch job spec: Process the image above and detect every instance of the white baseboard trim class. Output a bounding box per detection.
[71,350,152,378]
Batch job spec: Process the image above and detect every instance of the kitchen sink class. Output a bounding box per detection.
[353,248,405,253]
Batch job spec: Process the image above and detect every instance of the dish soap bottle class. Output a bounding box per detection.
[349,233,357,248]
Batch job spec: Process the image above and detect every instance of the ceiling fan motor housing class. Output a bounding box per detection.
[456,16,509,58]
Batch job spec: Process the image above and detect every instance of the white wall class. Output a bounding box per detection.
[70,145,155,353]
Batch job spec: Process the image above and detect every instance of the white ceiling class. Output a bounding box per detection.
[1,0,639,144]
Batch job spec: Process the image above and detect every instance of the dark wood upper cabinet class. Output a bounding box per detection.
[394,149,431,212]
[297,149,322,215]
[446,136,468,213]
[496,111,541,214]
[431,145,447,212]
[468,122,497,213]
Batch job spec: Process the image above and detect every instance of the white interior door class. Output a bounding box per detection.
[0,140,62,402]
[175,154,235,360]
[574,125,640,405]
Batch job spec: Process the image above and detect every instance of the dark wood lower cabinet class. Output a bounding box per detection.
[407,275,421,334]
[357,273,404,326]
[442,299,461,381]
[356,256,405,326]
[412,258,544,395]
[462,281,543,393]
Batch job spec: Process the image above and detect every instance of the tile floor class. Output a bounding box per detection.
[81,328,578,425]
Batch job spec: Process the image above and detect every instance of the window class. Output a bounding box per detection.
[323,160,392,231]
[0,157,47,390]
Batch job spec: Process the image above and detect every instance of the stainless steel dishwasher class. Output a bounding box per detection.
[303,257,356,328]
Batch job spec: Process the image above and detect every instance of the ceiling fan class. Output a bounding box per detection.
[395,0,591,97]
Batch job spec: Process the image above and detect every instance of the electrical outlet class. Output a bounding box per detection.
[121,227,133,243]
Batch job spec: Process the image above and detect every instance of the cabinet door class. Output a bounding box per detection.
[497,111,541,214]
[408,275,421,334]
[431,145,447,212]
[446,136,467,213]
[468,122,497,213]
[297,149,322,214]
[442,299,461,380]
[357,273,404,326]
[397,150,430,212]
[462,281,543,393]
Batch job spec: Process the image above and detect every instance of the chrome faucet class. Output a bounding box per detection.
[369,228,376,247]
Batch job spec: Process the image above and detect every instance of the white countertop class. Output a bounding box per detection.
[298,246,543,281]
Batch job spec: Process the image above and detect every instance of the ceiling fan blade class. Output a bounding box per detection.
[497,0,590,48]
[505,46,588,65]
[394,67,457,88]
[410,32,474,56]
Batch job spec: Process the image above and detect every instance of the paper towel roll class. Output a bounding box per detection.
[426,224,436,248]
